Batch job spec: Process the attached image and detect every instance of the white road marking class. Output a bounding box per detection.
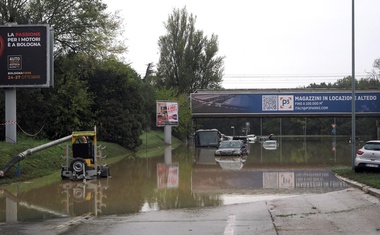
[224,214,236,235]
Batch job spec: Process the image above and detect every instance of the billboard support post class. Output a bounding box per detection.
[164,125,172,144]
[5,88,16,143]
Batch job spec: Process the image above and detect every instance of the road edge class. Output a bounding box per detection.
[335,174,380,199]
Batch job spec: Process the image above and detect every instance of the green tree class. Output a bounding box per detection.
[0,1,129,141]
[87,58,145,150]
[369,58,380,80]
[308,74,380,89]
[22,53,95,139]
[0,0,126,57]
[141,63,158,128]
[157,7,224,94]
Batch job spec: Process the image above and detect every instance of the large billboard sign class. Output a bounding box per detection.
[156,100,179,127]
[0,24,53,88]
[191,90,380,117]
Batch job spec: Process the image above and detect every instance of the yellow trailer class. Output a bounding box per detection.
[61,127,110,180]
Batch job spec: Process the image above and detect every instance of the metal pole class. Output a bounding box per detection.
[351,0,356,169]
[5,88,17,143]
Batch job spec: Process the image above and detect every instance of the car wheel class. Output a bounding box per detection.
[354,167,363,173]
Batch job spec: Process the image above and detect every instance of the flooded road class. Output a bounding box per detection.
[0,136,354,225]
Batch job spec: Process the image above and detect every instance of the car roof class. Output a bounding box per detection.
[366,140,380,144]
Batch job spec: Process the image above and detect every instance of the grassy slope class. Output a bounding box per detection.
[332,167,380,189]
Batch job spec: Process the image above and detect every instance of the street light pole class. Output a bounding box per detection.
[351,0,356,170]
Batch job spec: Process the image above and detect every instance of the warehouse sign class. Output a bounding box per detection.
[191,90,380,117]
[0,24,53,88]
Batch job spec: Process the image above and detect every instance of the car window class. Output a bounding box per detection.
[219,141,241,148]
[365,143,380,150]
[220,142,230,148]
[232,142,239,148]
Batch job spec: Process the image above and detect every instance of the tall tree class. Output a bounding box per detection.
[0,0,126,58]
[369,58,380,81]
[157,7,224,94]
[0,0,129,140]
[16,53,96,139]
[88,58,145,150]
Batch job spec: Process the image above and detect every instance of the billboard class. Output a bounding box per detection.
[156,100,179,127]
[0,24,53,88]
[191,90,380,117]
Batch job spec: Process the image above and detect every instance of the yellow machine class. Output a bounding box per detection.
[61,128,110,180]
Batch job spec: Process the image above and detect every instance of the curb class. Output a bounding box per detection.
[335,174,380,199]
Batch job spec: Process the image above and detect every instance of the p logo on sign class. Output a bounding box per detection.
[279,96,294,111]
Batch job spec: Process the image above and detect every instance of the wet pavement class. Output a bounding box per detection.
[0,136,375,234]
[2,187,380,235]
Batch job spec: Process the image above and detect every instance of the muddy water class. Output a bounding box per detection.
[0,136,354,223]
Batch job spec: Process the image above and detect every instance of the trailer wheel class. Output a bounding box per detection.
[70,158,86,173]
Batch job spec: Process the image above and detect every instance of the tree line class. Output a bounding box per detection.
[0,2,379,150]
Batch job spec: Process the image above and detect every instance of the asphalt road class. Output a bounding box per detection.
[4,184,379,235]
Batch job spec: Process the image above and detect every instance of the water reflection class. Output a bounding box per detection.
[0,137,353,224]
[215,156,246,170]
[246,136,354,167]
[60,180,109,216]
[191,168,348,194]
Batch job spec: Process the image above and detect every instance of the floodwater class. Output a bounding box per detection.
[0,136,355,224]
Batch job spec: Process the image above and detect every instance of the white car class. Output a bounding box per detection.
[354,140,380,172]
[262,140,278,150]
[246,134,257,143]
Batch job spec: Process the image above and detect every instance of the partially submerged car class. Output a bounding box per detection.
[258,134,274,143]
[214,140,248,157]
[262,140,278,150]
[232,136,248,145]
[354,140,380,172]
[246,134,257,143]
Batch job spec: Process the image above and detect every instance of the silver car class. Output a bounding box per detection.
[354,140,380,172]
[246,134,257,143]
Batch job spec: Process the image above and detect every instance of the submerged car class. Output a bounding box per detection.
[246,134,257,143]
[262,140,278,150]
[354,140,380,172]
[214,140,248,157]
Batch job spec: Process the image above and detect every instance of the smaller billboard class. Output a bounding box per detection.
[156,100,179,127]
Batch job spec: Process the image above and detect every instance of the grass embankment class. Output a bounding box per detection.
[332,167,380,189]
[0,130,181,187]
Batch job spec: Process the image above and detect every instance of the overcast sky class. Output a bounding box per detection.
[104,0,380,89]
